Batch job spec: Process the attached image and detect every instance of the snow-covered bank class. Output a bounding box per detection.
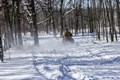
[0,35,120,80]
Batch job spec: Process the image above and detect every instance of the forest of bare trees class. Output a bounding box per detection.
[0,0,120,48]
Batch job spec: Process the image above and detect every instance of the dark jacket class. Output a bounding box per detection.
[63,31,72,39]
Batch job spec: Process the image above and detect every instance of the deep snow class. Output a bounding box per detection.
[0,34,120,80]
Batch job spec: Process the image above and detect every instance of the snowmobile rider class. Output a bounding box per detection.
[62,28,74,44]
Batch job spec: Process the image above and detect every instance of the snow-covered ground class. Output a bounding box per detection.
[0,34,120,80]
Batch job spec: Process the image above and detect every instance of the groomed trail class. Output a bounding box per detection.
[0,35,120,80]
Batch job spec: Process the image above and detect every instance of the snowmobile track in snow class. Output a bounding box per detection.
[31,51,48,80]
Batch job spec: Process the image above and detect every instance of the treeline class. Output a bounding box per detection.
[0,0,120,47]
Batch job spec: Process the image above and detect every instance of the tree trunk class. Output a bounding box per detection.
[60,0,64,37]
[16,0,23,46]
[30,0,39,46]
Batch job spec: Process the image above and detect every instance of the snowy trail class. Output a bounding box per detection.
[0,58,33,80]
[0,35,120,80]
[0,51,47,80]
[30,37,120,80]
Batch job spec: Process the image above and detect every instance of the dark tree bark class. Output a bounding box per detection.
[0,33,3,62]
[74,3,79,36]
[16,0,23,46]
[2,0,13,49]
[30,0,39,46]
[48,0,57,37]
[60,0,64,37]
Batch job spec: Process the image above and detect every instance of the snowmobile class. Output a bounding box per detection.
[62,37,74,45]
